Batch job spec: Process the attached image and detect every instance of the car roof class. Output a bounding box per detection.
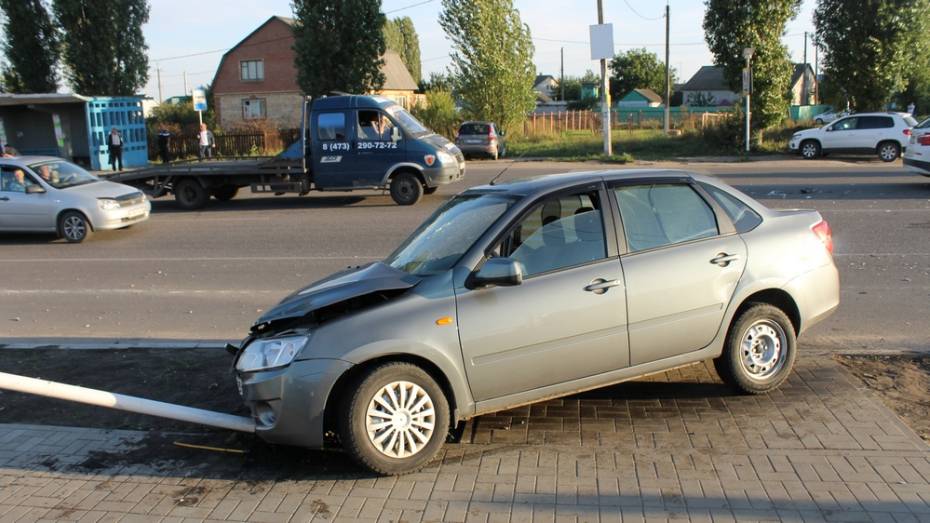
[0,155,63,167]
[311,95,398,111]
[465,169,702,198]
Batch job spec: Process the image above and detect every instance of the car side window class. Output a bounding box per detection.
[357,110,395,142]
[858,116,894,129]
[0,167,35,193]
[496,191,607,277]
[699,183,762,233]
[614,184,719,253]
[317,112,346,141]
[831,117,858,131]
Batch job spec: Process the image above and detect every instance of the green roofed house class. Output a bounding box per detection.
[617,88,664,108]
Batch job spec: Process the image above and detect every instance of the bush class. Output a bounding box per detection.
[411,90,460,139]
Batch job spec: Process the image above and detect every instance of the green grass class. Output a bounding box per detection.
[508,129,736,161]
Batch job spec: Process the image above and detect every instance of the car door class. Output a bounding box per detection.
[855,116,894,150]
[610,181,747,366]
[354,109,406,187]
[455,184,629,401]
[822,116,859,151]
[0,167,56,231]
[311,110,356,189]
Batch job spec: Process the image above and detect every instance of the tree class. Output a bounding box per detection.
[0,0,59,93]
[704,0,801,130]
[411,90,460,138]
[439,0,536,134]
[815,0,930,111]
[384,17,421,82]
[608,48,676,102]
[292,0,385,97]
[419,72,454,92]
[53,0,149,95]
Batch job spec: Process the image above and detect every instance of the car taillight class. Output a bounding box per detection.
[811,219,833,255]
[489,129,497,142]
[919,134,930,146]
[904,128,912,137]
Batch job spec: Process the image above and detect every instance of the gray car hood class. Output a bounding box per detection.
[253,261,420,328]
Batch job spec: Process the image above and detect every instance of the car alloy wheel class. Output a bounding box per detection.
[879,143,899,162]
[365,380,436,459]
[59,211,91,243]
[738,319,787,381]
[801,142,819,159]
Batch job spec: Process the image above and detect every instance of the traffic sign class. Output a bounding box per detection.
[192,89,207,112]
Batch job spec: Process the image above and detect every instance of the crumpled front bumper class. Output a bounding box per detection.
[237,358,353,448]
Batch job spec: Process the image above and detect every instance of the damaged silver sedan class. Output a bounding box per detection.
[232,169,839,475]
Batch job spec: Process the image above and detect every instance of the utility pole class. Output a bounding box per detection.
[803,32,808,104]
[814,38,819,103]
[156,65,162,103]
[560,47,565,101]
[183,71,189,96]
[664,2,670,133]
[597,0,612,156]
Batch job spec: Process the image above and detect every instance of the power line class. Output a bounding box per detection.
[385,0,436,14]
[533,36,704,47]
[621,0,664,21]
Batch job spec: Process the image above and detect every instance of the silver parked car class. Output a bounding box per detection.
[455,121,505,160]
[0,156,150,242]
[233,169,839,475]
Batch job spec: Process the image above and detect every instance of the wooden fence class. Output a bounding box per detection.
[522,109,733,135]
[147,129,301,161]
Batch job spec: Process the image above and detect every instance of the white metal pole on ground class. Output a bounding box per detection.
[0,372,255,433]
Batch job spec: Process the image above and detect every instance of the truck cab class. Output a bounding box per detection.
[307,95,466,205]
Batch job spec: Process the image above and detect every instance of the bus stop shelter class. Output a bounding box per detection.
[0,93,148,171]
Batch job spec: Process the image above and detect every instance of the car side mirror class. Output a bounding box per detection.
[25,184,45,194]
[468,257,525,289]
[392,127,401,142]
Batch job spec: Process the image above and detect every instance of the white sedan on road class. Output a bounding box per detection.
[904,117,930,177]
[0,156,150,242]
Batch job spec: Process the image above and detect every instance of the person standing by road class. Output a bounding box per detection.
[106,127,123,171]
[907,102,916,117]
[157,127,172,164]
[198,123,215,161]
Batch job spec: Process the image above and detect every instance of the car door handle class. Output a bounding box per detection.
[710,253,740,267]
[584,278,622,294]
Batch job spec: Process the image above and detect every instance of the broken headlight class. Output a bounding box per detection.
[235,335,308,373]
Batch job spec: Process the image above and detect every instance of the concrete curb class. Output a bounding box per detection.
[0,338,235,350]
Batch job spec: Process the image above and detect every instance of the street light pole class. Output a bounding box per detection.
[597,0,612,156]
[743,47,754,154]
[664,2,670,133]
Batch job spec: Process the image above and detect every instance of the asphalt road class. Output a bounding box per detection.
[1,157,929,351]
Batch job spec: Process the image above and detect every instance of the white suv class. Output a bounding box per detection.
[903,117,930,177]
[789,112,918,162]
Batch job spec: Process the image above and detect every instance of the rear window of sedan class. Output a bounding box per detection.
[700,182,763,233]
[459,123,491,135]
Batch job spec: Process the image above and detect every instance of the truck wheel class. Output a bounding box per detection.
[340,363,450,475]
[212,185,239,202]
[174,178,209,210]
[390,172,423,206]
[423,186,438,195]
[58,211,92,243]
[713,303,797,395]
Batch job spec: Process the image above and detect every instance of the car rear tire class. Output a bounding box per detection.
[714,303,797,395]
[340,363,450,475]
[491,150,499,161]
[878,141,900,162]
[58,211,92,243]
[390,172,423,206]
[815,118,824,125]
[211,185,239,202]
[174,178,209,210]
[800,140,821,159]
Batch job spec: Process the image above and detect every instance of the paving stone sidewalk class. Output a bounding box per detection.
[1,357,929,522]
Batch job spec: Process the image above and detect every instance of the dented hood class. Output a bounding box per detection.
[253,262,420,328]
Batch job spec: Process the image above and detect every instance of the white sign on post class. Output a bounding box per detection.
[589,23,615,61]
[192,89,207,112]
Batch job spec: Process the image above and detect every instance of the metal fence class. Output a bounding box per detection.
[522,108,733,135]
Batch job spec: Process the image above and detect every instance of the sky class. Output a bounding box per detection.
[142,0,818,100]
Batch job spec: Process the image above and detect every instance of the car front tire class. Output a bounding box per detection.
[58,211,92,243]
[714,303,797,394]
[340,363,450,475]
[389,172,424,206]
[800,140,821,159]
[878,141,900,162]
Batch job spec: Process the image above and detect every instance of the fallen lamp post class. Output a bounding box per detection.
[0,371,255,434]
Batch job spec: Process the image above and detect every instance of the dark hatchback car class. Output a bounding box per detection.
[455,121,505,160]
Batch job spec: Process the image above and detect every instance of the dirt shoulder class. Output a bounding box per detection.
[835,353,930,443]
[0,348,244,432]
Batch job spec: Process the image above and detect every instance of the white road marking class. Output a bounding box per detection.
[0,256,382,263]
[0,289,285,296]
